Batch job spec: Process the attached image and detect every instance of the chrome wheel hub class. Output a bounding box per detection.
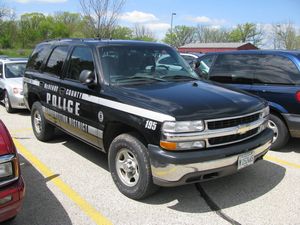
[268,120,278,143]
[4,94,9,109]
[33,111,42,134]
[116,148,139,187]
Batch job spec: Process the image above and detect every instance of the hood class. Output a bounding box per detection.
[4,77,23,89]
[108,81,266,121]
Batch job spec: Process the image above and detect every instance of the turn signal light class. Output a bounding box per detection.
[160,141,177,151]
[296,91,300,103]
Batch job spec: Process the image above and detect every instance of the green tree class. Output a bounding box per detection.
[163,25,195,48]
[19,13,46,48]
[229,23,264,46]
[53,12,84,37]
[110,26,133,39]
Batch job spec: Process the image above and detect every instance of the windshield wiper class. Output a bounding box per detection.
[114,75,167,83]
[160,75,199,81]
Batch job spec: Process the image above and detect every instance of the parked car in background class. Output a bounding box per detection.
[180,52,204,64]
[0,120,25,222]
[195,50,300,149]
[0,58,28,113]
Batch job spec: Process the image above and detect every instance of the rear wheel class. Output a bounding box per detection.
[31,102,55,141]
[108,133,158,200]
[268,114,289,150]
[4,91,14,113]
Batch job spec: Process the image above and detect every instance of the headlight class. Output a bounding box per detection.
[0,155,19,186]
[13,88,23,95]
[0,162,13,179]
[161,120,205,151]
[162,120,204,133]
[261,106,270,118]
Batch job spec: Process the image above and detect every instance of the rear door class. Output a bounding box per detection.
[36,45,69,127]
[59,45,103,149]
[208,54,255,93]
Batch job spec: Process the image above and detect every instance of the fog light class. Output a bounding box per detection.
[0,195,12,205]
[177,141,206,149]
[160,140,205,151]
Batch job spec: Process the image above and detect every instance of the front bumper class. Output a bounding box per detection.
[9,93,26,109]
[283,113,300,138]
[149,128,273,187]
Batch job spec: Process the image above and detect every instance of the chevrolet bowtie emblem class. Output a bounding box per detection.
[237,124,250,134]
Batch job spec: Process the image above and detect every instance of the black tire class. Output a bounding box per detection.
[268,114,289,150]
[31,102,55,142]
[108,133,159,200]
[4,91,14,113]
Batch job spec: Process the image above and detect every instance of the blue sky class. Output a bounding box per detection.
[7,0,300,40]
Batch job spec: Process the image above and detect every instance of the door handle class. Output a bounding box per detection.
[39,81,44,87]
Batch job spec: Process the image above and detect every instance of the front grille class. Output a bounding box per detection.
[207,113,260,130]
[208,128,259,146]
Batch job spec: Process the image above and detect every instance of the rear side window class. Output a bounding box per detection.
[27,44,51,71]
[43,46,68,76]
[0,63,3,78]
[255,55,300,85]
[209,54,256,84]
[66,47,94,81]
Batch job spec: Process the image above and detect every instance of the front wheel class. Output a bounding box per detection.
[108,133,158,200]
[4,91,14,113]
[268,114,289,150]
[31,102,55,142]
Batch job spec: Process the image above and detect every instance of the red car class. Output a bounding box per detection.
[0,120,25,222]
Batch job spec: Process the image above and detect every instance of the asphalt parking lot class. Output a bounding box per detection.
[1,106,300,225]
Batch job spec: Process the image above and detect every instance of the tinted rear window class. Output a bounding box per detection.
[254,55,300,85]
[27,44,51,71]
[43,46,68,76]
[209,54,256,84]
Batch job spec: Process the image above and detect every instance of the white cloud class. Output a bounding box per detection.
[145,23,170,31]
[120,10,158,23]
[186,16,226,26]
[14,0,67,3]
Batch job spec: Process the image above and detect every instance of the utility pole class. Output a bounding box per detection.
[170,12,176,45]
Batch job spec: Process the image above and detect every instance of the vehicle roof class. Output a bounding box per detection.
[0,58,28,64]
[204,49,300,57]
[180,52,204,57]
[38,38,171,48]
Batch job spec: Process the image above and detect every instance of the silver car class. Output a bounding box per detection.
[0,58,27,113]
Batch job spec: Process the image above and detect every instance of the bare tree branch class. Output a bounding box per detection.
[273,21,300,50]
[80,0,125,38]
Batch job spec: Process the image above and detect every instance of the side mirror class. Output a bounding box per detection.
[79,70,96,86]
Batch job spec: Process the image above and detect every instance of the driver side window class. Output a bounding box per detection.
[66,47,95,81]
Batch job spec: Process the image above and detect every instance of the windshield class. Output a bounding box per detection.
[5,63,26,78]
[99,45,198,85]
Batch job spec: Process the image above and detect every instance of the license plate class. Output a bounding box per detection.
[238,151,254,170]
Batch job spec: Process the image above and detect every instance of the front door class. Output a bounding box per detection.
[59,46,103,149]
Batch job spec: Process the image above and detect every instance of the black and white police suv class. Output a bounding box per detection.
[23,39,273,199]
